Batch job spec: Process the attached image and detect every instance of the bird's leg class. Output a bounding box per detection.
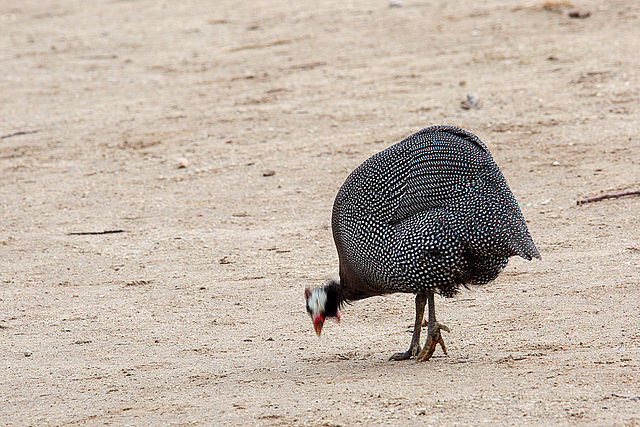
[389,293,427,361]
[416,291,449,362]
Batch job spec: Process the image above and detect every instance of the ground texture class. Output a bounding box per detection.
[1,0,640,425]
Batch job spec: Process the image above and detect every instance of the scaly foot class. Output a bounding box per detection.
[416,322,449,362]
[389,342,421,361]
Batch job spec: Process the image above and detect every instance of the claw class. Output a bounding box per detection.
[389,345,421,361]
[416,322,449,362]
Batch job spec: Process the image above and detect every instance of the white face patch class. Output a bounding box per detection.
[308,288,327,315]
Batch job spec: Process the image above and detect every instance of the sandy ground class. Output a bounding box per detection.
[1,0,640,425]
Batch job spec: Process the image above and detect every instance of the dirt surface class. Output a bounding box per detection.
[1,0,640,425]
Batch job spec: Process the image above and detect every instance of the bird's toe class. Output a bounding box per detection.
[416,323,449,362]
[389,344,421,361]
[389,351,412,361]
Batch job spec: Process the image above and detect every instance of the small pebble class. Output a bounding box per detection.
[262,170,276,177]
[176,157,189,169]
[568,9,591,19]
[461,93,479,110]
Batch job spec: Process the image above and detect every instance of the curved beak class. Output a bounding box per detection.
[312,314,324,336]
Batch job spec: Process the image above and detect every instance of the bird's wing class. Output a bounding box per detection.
[386,127,540,260]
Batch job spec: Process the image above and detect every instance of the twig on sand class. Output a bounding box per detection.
[0,130,40,140]
[577,190,640,205]
[229,38,296,52]
[67,230,126,236]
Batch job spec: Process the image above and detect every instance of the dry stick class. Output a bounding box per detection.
[285,61,327,70]
[229,38,295,52]
[0,130,40,140]
[67,230,126,236]
[577,190,640,205]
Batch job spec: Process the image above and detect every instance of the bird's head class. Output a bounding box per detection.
[305,284,341,336]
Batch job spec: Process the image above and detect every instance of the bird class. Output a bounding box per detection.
[305,125,540,361]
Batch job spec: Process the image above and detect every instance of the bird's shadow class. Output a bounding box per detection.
[294,348,473,379]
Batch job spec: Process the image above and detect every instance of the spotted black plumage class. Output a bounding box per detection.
[332,125,539,300]
[305,125,540,360]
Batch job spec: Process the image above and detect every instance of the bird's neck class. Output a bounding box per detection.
[336,258,384,302]
[323,281,345,317]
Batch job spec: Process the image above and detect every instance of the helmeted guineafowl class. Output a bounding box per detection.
[305,125,540,361]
